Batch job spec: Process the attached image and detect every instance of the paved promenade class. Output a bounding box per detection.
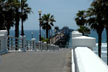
[0,49,71,72]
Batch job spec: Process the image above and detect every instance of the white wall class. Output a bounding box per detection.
[72,36,96,49]
[0,30,8,54]
[72,31,82,38]
[74,47,108,72]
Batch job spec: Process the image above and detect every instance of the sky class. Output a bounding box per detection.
[17,0,93,30]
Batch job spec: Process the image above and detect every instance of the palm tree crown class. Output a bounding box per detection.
[41,13,56,39]
[75,10,86,26]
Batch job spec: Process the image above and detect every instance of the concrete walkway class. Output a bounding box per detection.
[0,49,71,72]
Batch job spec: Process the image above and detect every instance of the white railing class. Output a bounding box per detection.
[8,36,59,52]
[72,47,108,72]
[36,42,59,51]
[8,36,26,52]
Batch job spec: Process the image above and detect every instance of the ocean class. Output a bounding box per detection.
[10,29,107,64]
[89,29,107,64]
[10,30,46,41]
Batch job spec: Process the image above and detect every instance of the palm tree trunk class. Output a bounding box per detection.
[106,27,108,65]
[82,33,84,36]
[15,8,20,50]
[46,29,48,39]
[7,28,10,50]
[21,19,24,36]
[7,28,10,36]
[98,32,102,57]
[21,0,24,36]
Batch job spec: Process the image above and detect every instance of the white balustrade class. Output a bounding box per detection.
[74,47,108,72]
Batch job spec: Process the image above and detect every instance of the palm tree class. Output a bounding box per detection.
[13,0,20,50]
[7,0,31,50]
[101,0,108,65]
[75,10,86,26]
[41,13,56,39]
[86,1,104,57]
[75,1,104,57]
[0,0,15,35]
[0,0,31,50]
[0,0,16,49]
[77,25,90,36]
[20,0,31,36]
[7,0,20,35]
[75,10,90,36]
[0,1,6,30]
[6,0,21,50]
[4,2,15,36]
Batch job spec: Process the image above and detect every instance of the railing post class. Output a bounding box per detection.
[31,38,36,51]
[43,42,47,50]
[30,41,32,50]
[0,40,1,51]
[20,36,26,52]
[26,40,29,50]
[11,37,13,50]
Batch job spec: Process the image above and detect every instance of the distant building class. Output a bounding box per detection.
[61,26,70,36]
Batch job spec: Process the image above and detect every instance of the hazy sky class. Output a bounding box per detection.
[17,0,92,30]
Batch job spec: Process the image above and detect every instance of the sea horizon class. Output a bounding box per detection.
[10,29,107,43]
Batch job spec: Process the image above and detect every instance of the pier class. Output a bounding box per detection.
[0,30,108,72]
[50,27,72,48]
[0,49,71,72]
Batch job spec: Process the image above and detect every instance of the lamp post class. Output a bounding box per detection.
[38,10,42,41]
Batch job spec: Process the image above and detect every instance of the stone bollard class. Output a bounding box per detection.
[50,44,54,50]
[43,42,47,50]
[54,45,57,50]
[72,36,96,49]
[41,42,43,50]
[31,38,36,51]
[20,36,26,52]
[47,44,50,50]
[38,41,42,50]
[48,44,51,50]
[56,45,59,50]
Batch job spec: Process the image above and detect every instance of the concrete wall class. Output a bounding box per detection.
[72,31,82,38]
[0,30,8,54]
[71,31,108,72]
[74,47,108,72]
[72,36,96,49]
